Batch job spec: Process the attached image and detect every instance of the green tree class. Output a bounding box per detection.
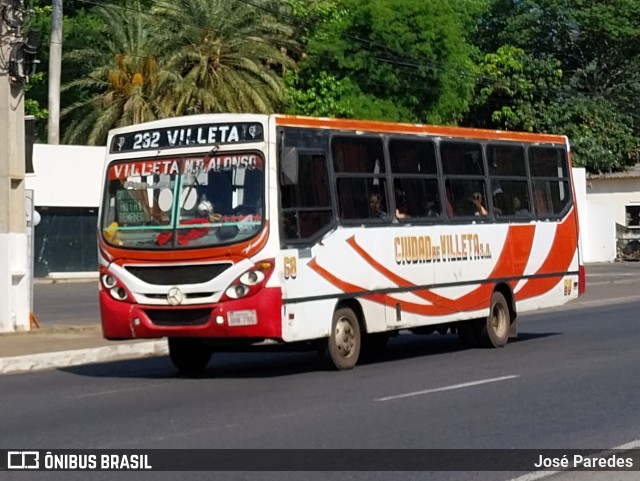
[295,0,483,124]
[285,71,354,118]
[541,97,640,173]
[481,0,640,107]
[27,1,140,141]
[476,0,640,172]
[465,45,563,132]
[477,0,576,60]
[152,0,297,115]
[60,2,166,145]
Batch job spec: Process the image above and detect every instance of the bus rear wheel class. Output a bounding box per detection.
[168,338,212,376]
[481,291,510,348]
[328,308,361,370]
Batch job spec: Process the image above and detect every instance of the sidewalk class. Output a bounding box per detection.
[0,324,167,375]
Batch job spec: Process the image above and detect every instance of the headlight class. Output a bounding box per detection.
[110,286,128,301]
[225,285,249,299]
[240,271,265,286]
[102,274,117,289]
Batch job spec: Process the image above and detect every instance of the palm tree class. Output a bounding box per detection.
[152,0,297,115]
[61,2,170,145]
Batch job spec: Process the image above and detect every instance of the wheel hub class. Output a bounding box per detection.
[335,317,355,356]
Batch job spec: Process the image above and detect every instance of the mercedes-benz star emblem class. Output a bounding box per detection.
[167,287,184,306]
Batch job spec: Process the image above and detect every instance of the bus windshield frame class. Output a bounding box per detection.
[100,152,265,250]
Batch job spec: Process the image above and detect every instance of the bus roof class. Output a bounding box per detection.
[274,114,567,145]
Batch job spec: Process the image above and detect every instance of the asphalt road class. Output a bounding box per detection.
[33,280,100,327]
[7,263,640,481]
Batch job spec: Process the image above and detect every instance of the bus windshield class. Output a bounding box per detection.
[101,153,264,249]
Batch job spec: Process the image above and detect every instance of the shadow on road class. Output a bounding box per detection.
[59,330,560,380]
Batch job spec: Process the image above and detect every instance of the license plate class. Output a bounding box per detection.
[227,310,258,326]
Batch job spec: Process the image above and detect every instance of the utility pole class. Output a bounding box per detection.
[47,0,62,144]
[0,0,37,332]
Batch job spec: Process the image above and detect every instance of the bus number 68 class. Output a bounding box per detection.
[284,256,297,279]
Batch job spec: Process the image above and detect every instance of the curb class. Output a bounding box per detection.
[0,340,168,376]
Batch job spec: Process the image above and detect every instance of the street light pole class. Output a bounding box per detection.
[47,0,62,144]
[0,0,30,331]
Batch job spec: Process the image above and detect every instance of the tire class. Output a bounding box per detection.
[481,291,510,348]
[168,337,212,376]
[328,308,362,370]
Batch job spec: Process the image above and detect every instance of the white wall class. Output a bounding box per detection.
[573,168,587,261]
[584,201,616,262]
[0,233,29,331]
[587,177,640,226]
[25,144,105,208]
[582,174,640,262]
[574,169,616,263]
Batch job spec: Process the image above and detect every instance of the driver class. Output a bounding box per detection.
[155,199,221,246]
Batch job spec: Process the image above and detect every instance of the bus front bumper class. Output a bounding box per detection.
[100,287,283,341]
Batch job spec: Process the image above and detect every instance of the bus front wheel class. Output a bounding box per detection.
[168,338,212,376]
[328,308,361,370]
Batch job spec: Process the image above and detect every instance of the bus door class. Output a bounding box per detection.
[279,146,336,340]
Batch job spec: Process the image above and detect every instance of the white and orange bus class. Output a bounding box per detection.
[98,114,584,374]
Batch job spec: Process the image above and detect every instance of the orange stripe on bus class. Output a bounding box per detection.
[346,224,535,312]
[308,258,454,316]
[308,218,570,318]
[449,224,536,311]
[345,236,450,305]
[516,213,577,300]
[275,115,567,144]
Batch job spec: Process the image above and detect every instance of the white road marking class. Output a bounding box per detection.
[587,279,637,286]
[506,439,640,481]
[375,375,520,402]
[70,381,174,399]
[586,272,637,278]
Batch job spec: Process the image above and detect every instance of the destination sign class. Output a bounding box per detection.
[109,122,264,153]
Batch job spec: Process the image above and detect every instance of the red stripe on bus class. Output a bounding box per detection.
[450,224,536,311]
[346,224,535,311]
[308,258,454,316]
[308,217,572,317]
[515,213,577,300]
[345,236,450,305]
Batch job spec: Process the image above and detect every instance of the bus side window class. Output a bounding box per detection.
[533,187,549,215]
[283,211,299,240]
[280,152,333,242]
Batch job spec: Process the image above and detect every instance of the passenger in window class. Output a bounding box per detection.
[493,188,505,216]
[155,197,221,246]
[513,196,529,215]
[369,192,387,218]
[445,181,456,217]
[394,187,410,219]
[470,191,488,216]
[423,192,440,217]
